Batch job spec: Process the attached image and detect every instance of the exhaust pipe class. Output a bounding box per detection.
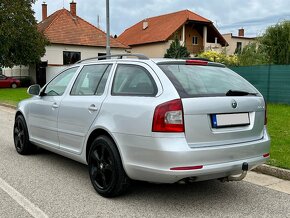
[220,162,249,182]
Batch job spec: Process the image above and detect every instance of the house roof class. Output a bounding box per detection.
[38,9,128,48]
[118,9,227,46]
[222,33,256,40]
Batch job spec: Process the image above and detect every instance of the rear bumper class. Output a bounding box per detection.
[125,155,268,183]
[114,128,270,183]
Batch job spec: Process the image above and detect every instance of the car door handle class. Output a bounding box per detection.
[52,103,59,109]
[88,104,98,112]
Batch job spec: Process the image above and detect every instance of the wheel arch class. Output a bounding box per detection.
[15,110,25,120]
[86,128,124,165]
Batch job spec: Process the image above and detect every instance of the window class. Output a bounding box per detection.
[63,51,81,65]
[159,64,257,98]
[112,65,157,96]
[43,67,78,96]
[0,75,6,80]
[98,53,107,60]
[235,42,242,54]
[192,36,198,45]
[71,64,112,96]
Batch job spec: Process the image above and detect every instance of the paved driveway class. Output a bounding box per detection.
[0,106,290,218]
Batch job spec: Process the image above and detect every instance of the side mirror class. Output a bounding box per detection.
[27,84,41,96]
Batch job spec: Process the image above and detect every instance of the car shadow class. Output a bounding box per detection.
[33,148,250,201]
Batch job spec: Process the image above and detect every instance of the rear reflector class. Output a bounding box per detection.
[186,60,208,65]
[263,153,270,158]
[170,165,203,171]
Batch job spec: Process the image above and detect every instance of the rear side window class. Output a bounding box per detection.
[112,64,157,96]
[71,64,111,96]
[159,64,257,98]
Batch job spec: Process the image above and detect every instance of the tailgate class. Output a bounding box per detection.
[182,96,266,148]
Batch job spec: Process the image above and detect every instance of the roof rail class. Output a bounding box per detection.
[76,53,149,63]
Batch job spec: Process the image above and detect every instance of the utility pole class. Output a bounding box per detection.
[106,0,111,56]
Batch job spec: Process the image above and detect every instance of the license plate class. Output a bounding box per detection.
[211,113,250,128]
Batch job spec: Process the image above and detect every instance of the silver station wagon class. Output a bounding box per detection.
[14,54,270,197]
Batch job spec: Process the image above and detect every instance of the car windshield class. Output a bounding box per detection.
[158,64,258,98]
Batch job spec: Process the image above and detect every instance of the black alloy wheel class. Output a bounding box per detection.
[13,115,35,155]
[88,135,130,197]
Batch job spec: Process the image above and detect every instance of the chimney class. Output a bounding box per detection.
[42,2,47,21]
[70,1,76,17]
[238,28,244,37]
[143,19,148,30]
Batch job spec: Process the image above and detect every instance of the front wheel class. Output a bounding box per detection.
[13,115,35,155]
[11,83,17,88]
[88,135,130,197]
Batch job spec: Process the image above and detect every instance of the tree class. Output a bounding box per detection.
[164,35,190,58]
[0,0,48,68]
[259,20,290,65]
[237,42,269,66]
[198,50,238,66]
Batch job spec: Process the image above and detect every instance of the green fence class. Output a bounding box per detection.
[230,65,290,104]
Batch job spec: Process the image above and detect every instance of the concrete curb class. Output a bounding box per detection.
[253,164,290,181]
[0,103,17,109]
[0,102,290,181]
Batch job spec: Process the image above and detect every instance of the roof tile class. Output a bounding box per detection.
[38,9,128,48]
[118,10,211,46]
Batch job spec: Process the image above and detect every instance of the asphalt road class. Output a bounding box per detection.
[0,105,290,218]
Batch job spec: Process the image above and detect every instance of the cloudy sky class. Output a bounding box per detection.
[32,0,290,37]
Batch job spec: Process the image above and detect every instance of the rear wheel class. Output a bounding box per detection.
[11,83,17,88]
[13,115,35,155]
[88,135,130,197]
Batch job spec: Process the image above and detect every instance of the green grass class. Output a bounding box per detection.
[0,88,289,169]
[267,103,290,170]
[0,88,30,106]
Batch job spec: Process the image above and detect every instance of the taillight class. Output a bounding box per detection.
[263,153,270,158]
[152,99,184,132]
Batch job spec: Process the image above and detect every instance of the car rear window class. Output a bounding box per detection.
[158,64,258,98]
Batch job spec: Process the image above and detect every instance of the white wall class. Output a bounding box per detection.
[41,44,127,65]
[46,66,66,82]
[222,34,256,55]
[2,66,29,77]
[129,41,171,58]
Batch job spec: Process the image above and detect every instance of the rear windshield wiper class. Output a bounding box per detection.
[226,90,257,96]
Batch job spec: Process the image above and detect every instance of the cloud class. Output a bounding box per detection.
[33,0,290,37]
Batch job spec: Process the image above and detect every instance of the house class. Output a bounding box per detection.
[3,1,128,86]
[118,10,227,58]
[36,1,129,84]
[222,28,256,55]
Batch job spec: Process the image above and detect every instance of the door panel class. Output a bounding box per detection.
[57,97,104,153]
[29,96,61,148]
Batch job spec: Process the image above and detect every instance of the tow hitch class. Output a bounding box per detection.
[220,162,249,182]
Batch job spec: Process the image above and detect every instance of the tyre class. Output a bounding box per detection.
[13,115,35,155]
[11,83,17,88]
[88,135,130,197]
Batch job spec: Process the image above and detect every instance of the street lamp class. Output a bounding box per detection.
[106,0,111,56]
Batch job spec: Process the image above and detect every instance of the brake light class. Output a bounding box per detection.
[186,60,208,65]
[152,99,184,132]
